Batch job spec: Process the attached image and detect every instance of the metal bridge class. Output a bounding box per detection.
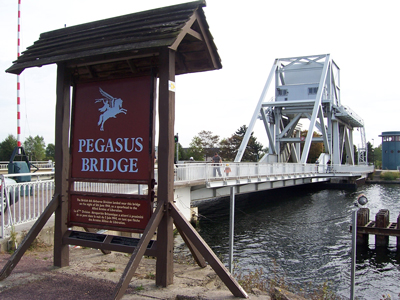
[236,54,368,166]
[172,161,372,204]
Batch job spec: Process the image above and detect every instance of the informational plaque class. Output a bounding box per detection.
[68,76,155,232]
[69,195,151,231]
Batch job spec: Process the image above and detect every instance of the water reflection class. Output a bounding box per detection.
[196,183,400,299]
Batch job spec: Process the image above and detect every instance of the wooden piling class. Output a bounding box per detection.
[357,208,370,246]
[397,213,400,249]
[375,209,389,247]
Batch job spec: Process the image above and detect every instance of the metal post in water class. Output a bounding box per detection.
[350,208,357,300]
[229,186,235,273]
[350,194,368,300]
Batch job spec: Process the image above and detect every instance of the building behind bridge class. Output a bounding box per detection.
[380,131,400,170]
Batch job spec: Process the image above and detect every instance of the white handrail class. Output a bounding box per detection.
[174,162,373,182]
[0,161,54,170]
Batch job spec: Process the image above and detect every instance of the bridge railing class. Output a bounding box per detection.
[333,164,373,174]
[174,162,373,182]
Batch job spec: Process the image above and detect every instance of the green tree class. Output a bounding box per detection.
[173,142,189,162]
[300,130,324,163]
[187,136,205,161]
[197,130,220,158]
[24,135,46,161]
[219,125,263,162]
[354,145,358,165]
[45,143,55,161]
[373,144,382,168]
[0,134,18,161]
[367,141,374,165]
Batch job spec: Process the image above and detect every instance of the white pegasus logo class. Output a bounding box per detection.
[95,88,127,131]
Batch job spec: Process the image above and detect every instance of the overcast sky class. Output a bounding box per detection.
[0,0,399,150]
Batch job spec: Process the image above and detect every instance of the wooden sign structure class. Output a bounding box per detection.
[2,1,248,299]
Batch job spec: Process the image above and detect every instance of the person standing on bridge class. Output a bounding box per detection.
[326,159,331,173]
[212,152,222,177]
[224,164,231,177]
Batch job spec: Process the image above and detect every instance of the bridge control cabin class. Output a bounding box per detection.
[236,54,368,166]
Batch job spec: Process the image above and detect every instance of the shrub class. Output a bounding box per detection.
[380,172,400,180]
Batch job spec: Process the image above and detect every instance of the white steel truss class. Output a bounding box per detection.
[235,54,367,165]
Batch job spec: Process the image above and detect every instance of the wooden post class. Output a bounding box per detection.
[357,208,369,247]
[54,63,71,267]
[156,47,175,286]
[375,209,389,248]
[397,213,400,249]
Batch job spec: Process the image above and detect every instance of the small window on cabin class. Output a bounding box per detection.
[277,89,288,96]
[308,87,318,95]
[391,150,394,153]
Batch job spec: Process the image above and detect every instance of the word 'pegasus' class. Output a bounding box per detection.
[95,88,127,131]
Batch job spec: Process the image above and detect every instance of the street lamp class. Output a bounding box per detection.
[350,194,368,300]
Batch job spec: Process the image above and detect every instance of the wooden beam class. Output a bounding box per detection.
[169,14,198,50]
[54,62,72,268]
[112,203,164,300]
[156,47,176,287]
[193,10,219,69]
[63,230,158,257]
[175,224,207,268]
[0,194,60,281]
[170,202,248,298]
[127,59,138,74]
[85,65,95,78]
[187,28,203,41]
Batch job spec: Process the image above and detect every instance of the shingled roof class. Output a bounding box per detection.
[6,0,221,79]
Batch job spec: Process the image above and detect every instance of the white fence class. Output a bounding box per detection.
[1,172,55,238]
[0,160,54,171]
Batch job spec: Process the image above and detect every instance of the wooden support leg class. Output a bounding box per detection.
[112,203,164,300]
[170,202,248,298]
[175,224,207,268]
[156,47,176,287]
[0,194,59,281]
[53,62,71,268]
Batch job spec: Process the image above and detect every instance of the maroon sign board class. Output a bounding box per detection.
[68,76,155,232]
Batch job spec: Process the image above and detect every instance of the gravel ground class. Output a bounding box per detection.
[0,243,270,300]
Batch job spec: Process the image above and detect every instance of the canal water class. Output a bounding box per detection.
[196,183,400,299]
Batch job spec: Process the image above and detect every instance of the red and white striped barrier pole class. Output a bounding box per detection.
[16,0,21,147]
